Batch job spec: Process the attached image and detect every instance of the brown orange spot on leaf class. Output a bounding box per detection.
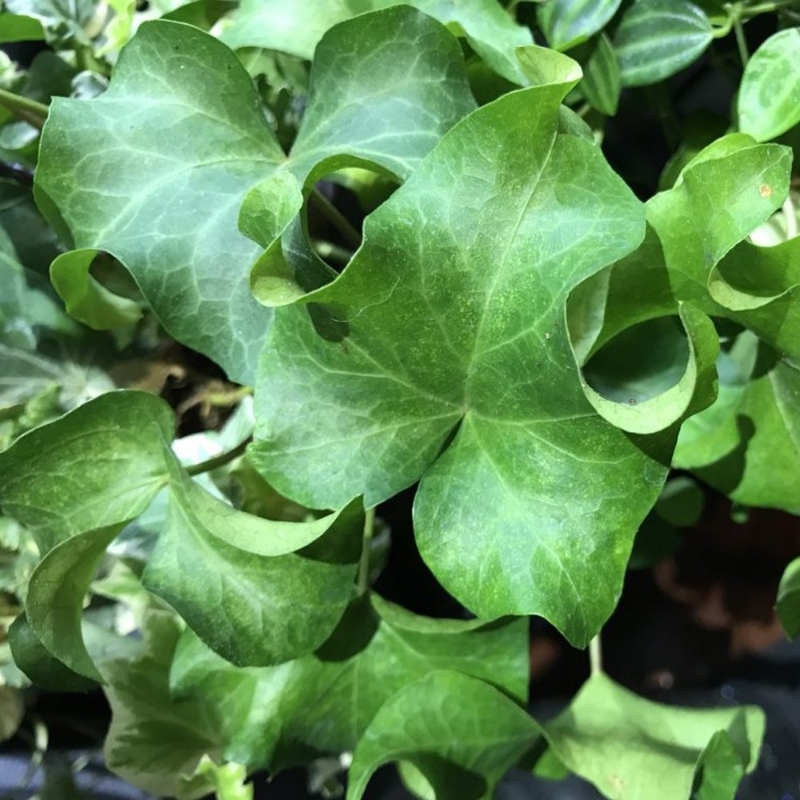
[759,184,773,198]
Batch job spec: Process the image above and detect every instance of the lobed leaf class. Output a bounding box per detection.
[251,55,676,647]
[0,391,363,678]
[220,0,533,85]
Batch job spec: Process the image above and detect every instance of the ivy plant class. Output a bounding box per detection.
[0,0,799,798]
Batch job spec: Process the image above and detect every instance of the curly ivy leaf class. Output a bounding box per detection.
[36,10,475,382]
[0,391,363,678]
[536,673,764,800]
[250,55,688,647]
[347,671,541,800]
[674,339,800,512]
[101,609,221,800]
[170,594,529,773]
[537,0,622,51]
[777,556,800,639]
[738,28,800,143]
[220,0,532,85]
[613,0,713,87]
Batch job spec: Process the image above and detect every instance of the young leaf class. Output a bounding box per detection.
[738,28,800,143]
[537,0,622,51]
[0,391,364,677]
[250,56,671,647]
[537,672,765,800]
[220,0,533,85]
[613,0,713,87]
[777,556,800,639]
[347,671,542,800]
[170,594,529,772]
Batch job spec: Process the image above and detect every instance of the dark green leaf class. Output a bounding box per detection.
[738,28,800,142]
[777,556,800,638]
[538,0,622,51]
[614,0,713,87]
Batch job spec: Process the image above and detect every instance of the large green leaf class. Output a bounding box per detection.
[613,0,713,87]
[220,0,533,85]
[347,671,541,800]
[738,28,800,142]
[36,10,475,382]
[0,391,363,678]
[250,54,686,647]
[537,0,622,51]
[170,593,529,772]
[537,673,764,800]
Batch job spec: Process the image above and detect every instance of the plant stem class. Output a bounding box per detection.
[356,506,376,595]
[186,437,251,476]
[589,634,603,676]
[314,240,355,265]
[732,10,749,67]
[0,88,48,129]
[310,188,362,250]
[784,195,798,240]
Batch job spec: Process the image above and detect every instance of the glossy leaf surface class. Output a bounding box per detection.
[538,0,622,51]
[614,0,713,87]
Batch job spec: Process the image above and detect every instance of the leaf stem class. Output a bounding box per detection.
[310,188,362,250]
[0,88,48,130]
[589,634,603,676]
[356,506,376,595]
[732,7,750,67]
[186,437,251,476]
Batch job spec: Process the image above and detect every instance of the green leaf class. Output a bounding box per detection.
[347,671,541,800]
[101,609,221,799]
[37,10,475,382]
[674,341,800,512]
[538,673,764,800]
[0,12,44,42]
[0,391,364,677]
[49,249,143,330]
[777,556,800,638]
[581,33,621,115]
[220,0,533,85]
[170,594,529,772]
[251,58,678,647]
[738,28,800,143]
[0,684,23,742]
[613,0,713,87]
[4,0,96,45]
[538,0,622,51]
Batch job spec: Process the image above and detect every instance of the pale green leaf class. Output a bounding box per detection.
[738,28,800,142]
[539,673,764,800]
[614,0,713,87]
[538,0,622,51]
[347,671,541,800]
[220,0,533,85]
